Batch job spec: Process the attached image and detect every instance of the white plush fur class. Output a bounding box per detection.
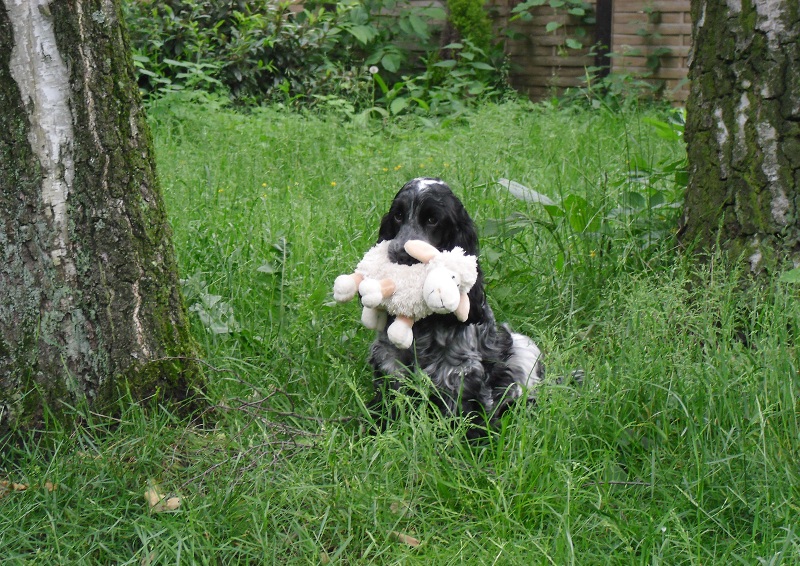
[333,240,478,348]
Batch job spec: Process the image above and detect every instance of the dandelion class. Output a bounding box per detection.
[369,66,379,75]
[330,181,337,187]
[394,165,402,171]
[218,189,224,194]
[382,167,389,172]
[262,183,267,188]
[590,250,597,258]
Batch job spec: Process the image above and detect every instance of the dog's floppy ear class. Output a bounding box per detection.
[447,211,487,324]
[448,201,480,257]
[377,210,398,243]
[443,195,486,323]
[465,269,487,324]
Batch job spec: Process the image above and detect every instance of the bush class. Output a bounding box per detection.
[446,0,493,52]
[123,0,369,103]
[123,0,451,107]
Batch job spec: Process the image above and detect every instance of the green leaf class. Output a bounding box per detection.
[467,81,485,95]
[643,117,684,142]
[568,7,585,16]
[779,268,800,283]
[622,191,646,209]
[408,14,429,39]
[345,24,378,45]
[565,38,583,49]
[470,61,495,71]
[257,263,277,274]
[511,0,546,12]
[381,52,402,73]
[390,97,409,115]
[424,7,447,20]
[410,97,429,111]
[372,73,389,95]
[649,191,666,207]
[545,21,562,33]
[563,194,601,232]
[433,59,458,68]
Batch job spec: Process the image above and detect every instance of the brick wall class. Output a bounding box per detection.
[498,0,691,103]
[610,0,691,101]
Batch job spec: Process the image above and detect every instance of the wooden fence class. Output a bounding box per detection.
[495,0,691,103]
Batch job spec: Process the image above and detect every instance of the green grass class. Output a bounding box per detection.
[2,100,799,564]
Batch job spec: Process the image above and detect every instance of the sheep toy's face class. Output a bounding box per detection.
[422,266,462,313]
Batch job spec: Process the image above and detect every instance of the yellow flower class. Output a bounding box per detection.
[394,165,402,171]
[590,250,597,258]
[443,162,450,168]
[330,182,337,187]
[262,183,267,187]
[382,167,389,172]
[218,189,224,193]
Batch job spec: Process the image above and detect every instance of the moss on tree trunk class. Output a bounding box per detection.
[681,0,800,271]
[0,0,201,433]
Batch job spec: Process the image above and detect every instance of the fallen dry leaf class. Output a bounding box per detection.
[389,531,420,547]
[144,482,181,513]
[0,480,28,499]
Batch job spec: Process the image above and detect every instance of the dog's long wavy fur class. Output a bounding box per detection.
[368,178,545,437]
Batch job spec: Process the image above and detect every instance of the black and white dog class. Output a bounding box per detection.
[368,177,544,436]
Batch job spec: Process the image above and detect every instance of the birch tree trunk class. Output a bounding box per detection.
[681,0,800,270]
[0,0,200,432]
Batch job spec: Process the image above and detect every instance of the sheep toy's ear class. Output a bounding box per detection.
[404,240,439,264]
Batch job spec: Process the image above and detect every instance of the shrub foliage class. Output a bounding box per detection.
[122,0,508,112]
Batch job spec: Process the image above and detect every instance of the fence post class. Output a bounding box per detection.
[594,0,613,77]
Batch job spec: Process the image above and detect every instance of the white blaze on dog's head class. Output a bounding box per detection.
[411,177,441,194]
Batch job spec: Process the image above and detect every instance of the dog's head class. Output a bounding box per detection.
[377,178,487,323]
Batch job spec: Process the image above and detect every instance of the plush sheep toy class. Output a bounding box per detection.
[333,240,478,349]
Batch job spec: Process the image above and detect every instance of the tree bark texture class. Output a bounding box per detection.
[682,0,800,270]
[0,0,200,432]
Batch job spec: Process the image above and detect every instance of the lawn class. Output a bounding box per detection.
[2,100,798,564]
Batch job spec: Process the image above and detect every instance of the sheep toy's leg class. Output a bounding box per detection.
[454,292,470,322]
[387,315,414,349]
[333,273,364,303]
[361,307,387,331]
[359,278,396,309]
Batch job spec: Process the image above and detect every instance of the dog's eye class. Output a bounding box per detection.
[393,212,404,222]
[425,216,439,226]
